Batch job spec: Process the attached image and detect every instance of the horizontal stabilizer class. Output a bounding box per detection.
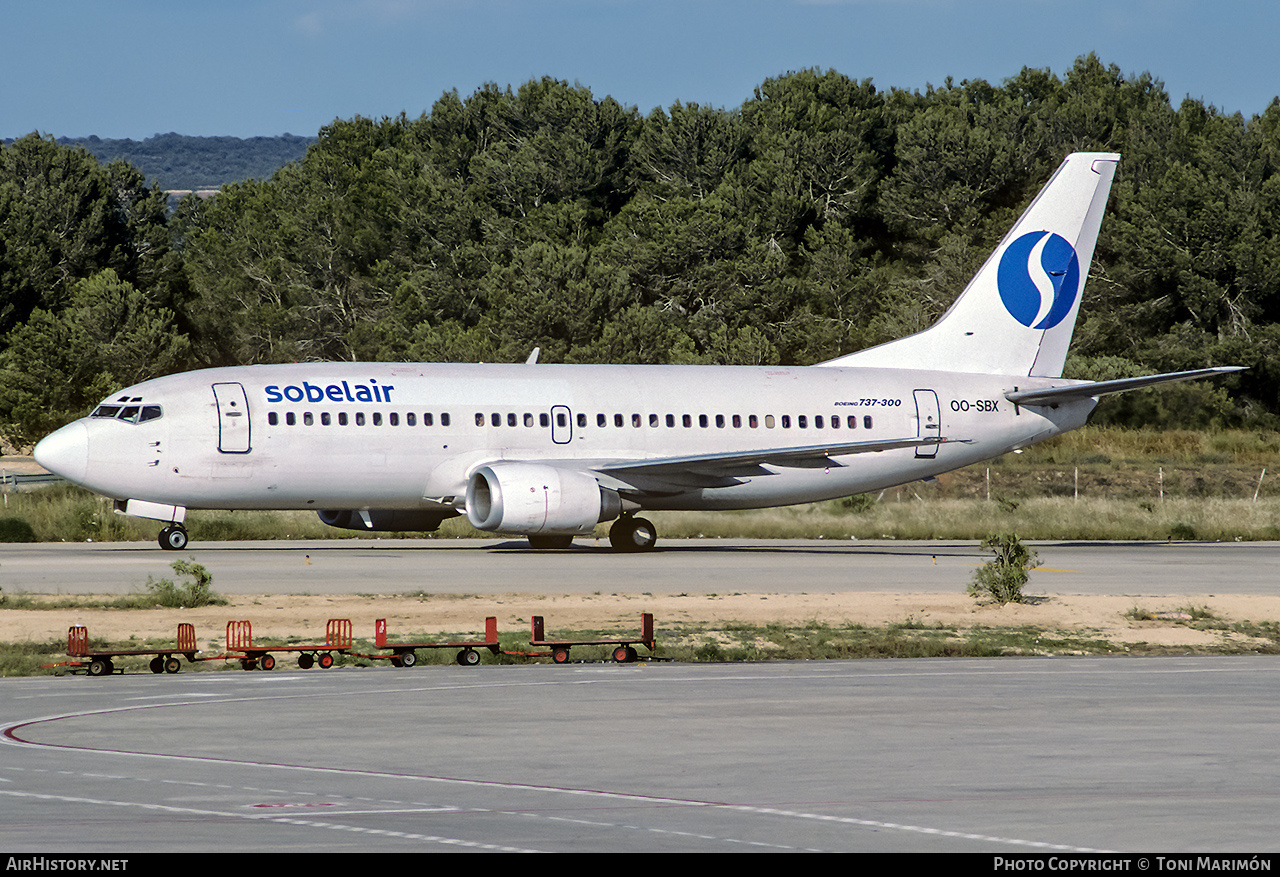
[1004,367,1244,406]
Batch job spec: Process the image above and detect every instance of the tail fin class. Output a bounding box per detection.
[821,152,1119,377]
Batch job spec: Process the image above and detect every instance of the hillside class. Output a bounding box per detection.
[45,133,313,190]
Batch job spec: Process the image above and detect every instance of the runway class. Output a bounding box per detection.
[4,537,1279,596]
[3,657,1279,853]
[2,539,1279,853]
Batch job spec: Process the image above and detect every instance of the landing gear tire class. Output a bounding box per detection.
[159,526,188,550]
[456,648,481,666]
[609,516,657,553]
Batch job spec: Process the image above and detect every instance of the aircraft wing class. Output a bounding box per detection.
[1004,367,1244,407]
[583,436,965,493]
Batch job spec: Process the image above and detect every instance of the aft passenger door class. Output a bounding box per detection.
[913,389,940,458]
[212,382,252,454]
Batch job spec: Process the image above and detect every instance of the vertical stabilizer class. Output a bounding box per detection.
[820,152,1119,377]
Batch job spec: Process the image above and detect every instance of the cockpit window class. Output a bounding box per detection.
[90,403,162,423]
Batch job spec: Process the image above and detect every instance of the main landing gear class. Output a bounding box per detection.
[158,525,189,550]
[609,515,657,553]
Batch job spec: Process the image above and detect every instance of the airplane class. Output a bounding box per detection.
[33,152,1241,552]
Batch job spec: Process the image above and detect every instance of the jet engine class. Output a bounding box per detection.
[317,509,457,532]
[465,463,621,535]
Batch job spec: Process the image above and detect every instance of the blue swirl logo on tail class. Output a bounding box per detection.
[997,231,1081,329]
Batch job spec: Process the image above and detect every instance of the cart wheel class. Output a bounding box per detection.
[240,658,256,671]
[88,658,112,677]
[457,648,481,666]
[613,646,631,663]
[150,657,165,674]
[164,656,182,674]
[626,646,638,662]
[260,654,276,671]
[400,650,417,668]
[297,653,314,670]
[552,647,570,664]
[318,653,334,669]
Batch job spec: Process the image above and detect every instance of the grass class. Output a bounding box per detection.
[9,613,1280,677]
[1,427,1278,544]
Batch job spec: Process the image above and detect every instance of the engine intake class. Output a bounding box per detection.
[466,463,620,535]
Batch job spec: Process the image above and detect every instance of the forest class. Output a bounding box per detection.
[1,55,1278,451]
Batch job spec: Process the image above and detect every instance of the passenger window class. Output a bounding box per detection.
[372,413,381,426]
[577,413,586,428]
[666,414,675,427]
[682,414,692,428]
[490,413,500,427]
[355,412,365,426]
[390,413,399,426]
[406,413,416,426]
[632,413,641,428]
[615,413,624,427]
[303,412,314,426]
[765,415,774,428]
[749,415,758,428]
[830,416,839,429]
[699,414,708,428]
[557,412,567,427]
[815,415,824,428]
[475,413,484,427]
[507,413,517,427]
[441,413,450,427]
[597,413,607,427]
[268,412,278,426]
[732,415,741,428]
[423,413,433,426]
[649,413,659,428]
[527,413,536,427]
[864,416,873,429]
[286,412,296,426]
[715,415,725,428]
[798,415,807,429]
[781,415,791,428]
[339,412,348,426]
[848,416,857,429]
[321,412,331,426]
[539,413,549,427]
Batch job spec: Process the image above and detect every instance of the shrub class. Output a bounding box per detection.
[969,533,1039,605]
[143,560,226,607]
[0,517,37,542]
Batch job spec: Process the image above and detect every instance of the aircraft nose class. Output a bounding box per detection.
[33,421,89,483]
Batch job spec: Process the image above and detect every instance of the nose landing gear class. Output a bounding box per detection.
[158,525,189,550]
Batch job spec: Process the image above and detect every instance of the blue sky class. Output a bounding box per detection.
[3,0,1278,140]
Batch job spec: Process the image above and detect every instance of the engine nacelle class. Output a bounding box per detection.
[317,509,457,532]
[466,463,621,535]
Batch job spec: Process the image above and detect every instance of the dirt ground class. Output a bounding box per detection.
[8,590,1280,653]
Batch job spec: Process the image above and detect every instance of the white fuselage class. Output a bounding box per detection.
[43,361,1094,514]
